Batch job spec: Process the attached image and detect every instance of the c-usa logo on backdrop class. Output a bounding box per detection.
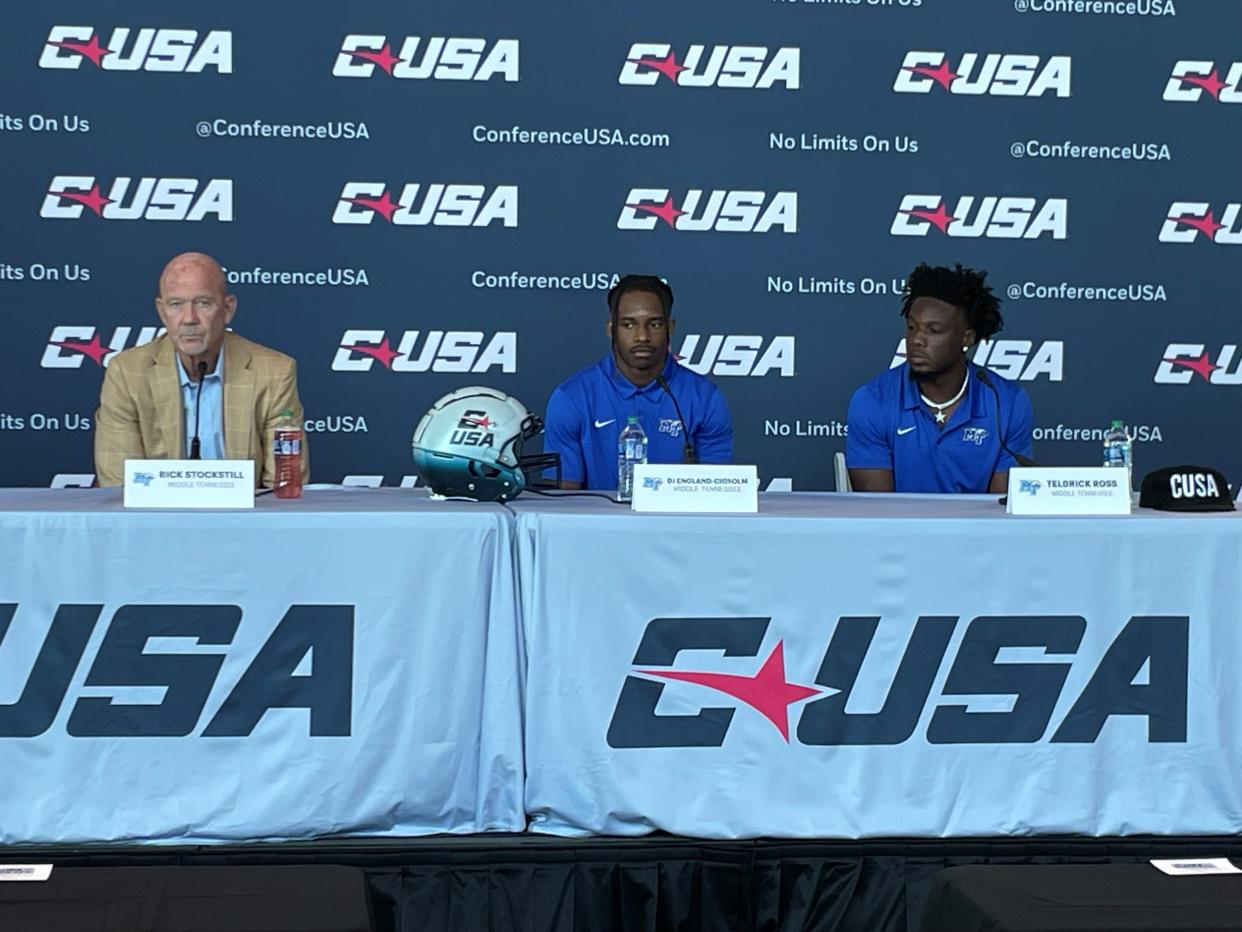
[333,183,518,227]
[619,189,797,233]
[332,330,517,373]
[1159,203,1242,244]
[893,51,1071,97]
[891,195,1067,240]
[41,176,233,222]
[618,43,799,89]
[677,335,795,377]
[333,35,518,81]
[41,325,163,369]
[892,339,1064,382]
[1163,61,1242,103]
[1154,344,1242,385]
[38,26,232,72]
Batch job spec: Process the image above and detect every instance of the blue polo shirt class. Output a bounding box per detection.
[845,362,1033,493]
[544,354,733,490]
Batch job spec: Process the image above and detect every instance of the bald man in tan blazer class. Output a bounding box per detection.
[94,252,309,488]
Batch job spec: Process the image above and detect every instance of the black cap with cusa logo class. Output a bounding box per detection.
[1139,465,1235,512]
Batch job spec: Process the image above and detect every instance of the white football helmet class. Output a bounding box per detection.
[411,387,558,501]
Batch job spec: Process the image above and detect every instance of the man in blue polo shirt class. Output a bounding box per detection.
[846,263,1033,493]
[544,275,733,490]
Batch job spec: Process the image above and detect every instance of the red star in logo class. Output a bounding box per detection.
[1180,69,1229,100]
[54,183,113,216]
[902,202,957,234]
[627,195,686,229]
[904,60,960,91]
[49,34,112,67]
[340,337,403,369]
[638,641,821,742]
[345,190,400,222]
[465,415,494,428]
[630,51,687,83]
[1168,209,1225,240]
[1165,350,1219,382]
[344,42,404,76]
[50,334,111,366]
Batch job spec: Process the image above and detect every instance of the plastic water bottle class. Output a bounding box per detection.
[617,415,648,502]
[1102,419,1132,478]
[273,409,304,499]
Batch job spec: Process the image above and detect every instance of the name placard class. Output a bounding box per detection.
[631,464,759,514]
[1006,466,1130,516]
[0,865,52,882]
[123,459,255,509]
[1151,858,1242,877]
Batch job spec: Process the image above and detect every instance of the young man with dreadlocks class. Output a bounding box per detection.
[845,262,1034,493]
[544,275,733,490]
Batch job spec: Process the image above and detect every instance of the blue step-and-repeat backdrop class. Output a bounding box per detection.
[1,0,1238,489]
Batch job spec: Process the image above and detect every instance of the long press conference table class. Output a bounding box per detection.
[1,488,1240,844]
[0,488,524,844]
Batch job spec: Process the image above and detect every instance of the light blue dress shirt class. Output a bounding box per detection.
[176,349,224,460]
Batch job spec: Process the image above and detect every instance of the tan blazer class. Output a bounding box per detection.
[94,331,310,488]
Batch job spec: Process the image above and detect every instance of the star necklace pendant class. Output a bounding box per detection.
[920,371,969,428]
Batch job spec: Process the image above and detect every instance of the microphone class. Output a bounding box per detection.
[189,360,208,460]
[974,366,1036,468]
[655,374,697,464]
